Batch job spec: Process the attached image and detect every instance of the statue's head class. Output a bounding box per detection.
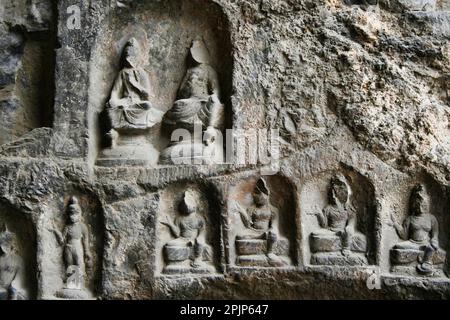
[179,190,197,215]
[253,178,270,207]
[410,184,430,216]
[67,196,82,223]
[123,37,142,68]
[189,38,211,65]
[0,224,15,255]
[329,174,351,206]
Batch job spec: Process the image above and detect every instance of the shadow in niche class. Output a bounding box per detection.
[0,202,37,300]
[0,4,56,147]
[88,0,233,166]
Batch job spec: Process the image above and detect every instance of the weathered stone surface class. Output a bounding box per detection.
[0,0,449,300]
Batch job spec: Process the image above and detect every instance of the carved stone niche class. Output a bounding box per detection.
[156,182,222,275]
[88,0,232,167]
[227,176,297,268]
[41,194,104,300]
[301,169,378,267]
[388,179,449,278]
[0,202,37,300]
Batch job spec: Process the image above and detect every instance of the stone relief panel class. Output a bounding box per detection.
[156,182,222,275]
[40,194,104,300]
[0,203,36,300]
[386,179,449,277]
[227,176,296,268]
[88,0,232,167]
[301,169,378,267]
[159,38,226,165]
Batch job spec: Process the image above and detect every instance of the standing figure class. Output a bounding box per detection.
[0,225,27,300]
[390,184,446,276]
[310,174,368,266]
[161,190,214,274]
[53,196,93,298]
[234,178,290,267]
[160,38,225,165]
[97,37,164,166]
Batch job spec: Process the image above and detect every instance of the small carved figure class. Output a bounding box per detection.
[161,190,214,274]
[310,174,368,266]
[160,38,225,165]
[0,225,27,300]
[390,184,446,276]
[97,37,164,166]
[234,178,290,267]
[53,196,93,298]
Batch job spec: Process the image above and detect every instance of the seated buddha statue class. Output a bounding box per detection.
[234,178,290,267]
[97,37,165,166]
[160,190,214,274]
[390,184,446,276]
[0,225,28,300]
[310,174,368,266]
[159,38,225,165]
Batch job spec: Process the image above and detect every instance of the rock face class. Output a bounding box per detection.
[0,0,449,300]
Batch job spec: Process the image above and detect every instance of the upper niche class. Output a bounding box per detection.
[88,0,233,166]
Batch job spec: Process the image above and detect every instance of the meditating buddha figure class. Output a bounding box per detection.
[390,184,446,276]
[234,178,290,267]
[310,174,368,266]
[160,38,225,165]
[161,189,214,274]
[97,37,164,166]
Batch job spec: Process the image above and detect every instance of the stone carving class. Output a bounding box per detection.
[234,178,290,267]
[53,196,93,299]
[310,174,368,266]
[160,189,214,274]
[0,224,28,300]
[159,38,225,165]
[97,37,164,166]
[390,184,447,276]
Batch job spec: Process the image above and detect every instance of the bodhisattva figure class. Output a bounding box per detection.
[0,225,27,300]
[234,178,290,267]
[159,38,225,165]
[310,174,368,266]
[53,196,93,299]
[390,184,446,276]
[160,190,214,274]
[97,37,164,166]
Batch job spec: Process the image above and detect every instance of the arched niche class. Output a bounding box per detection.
[226,175,298,268]
[87,0,233,166]
[39,191,105,299]
[386,173,450,278]
[0,202,37,300]
[156,181,223,275]
[300,167,378,266]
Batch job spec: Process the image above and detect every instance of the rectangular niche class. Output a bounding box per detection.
[300,168,379,267]
[0,202,37,300]
[226,175,298,269]
[155,182,223,276]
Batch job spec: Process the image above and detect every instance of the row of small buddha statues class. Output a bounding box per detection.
[96,36,225,166]
[0,178,447,300]
[159,176,447,278]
